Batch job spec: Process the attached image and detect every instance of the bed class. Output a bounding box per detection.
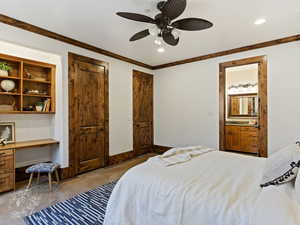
[103,149,300,225]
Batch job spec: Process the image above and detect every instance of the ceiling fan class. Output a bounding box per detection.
[116,0,213,47]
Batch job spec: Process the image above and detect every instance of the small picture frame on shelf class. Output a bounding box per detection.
[0,122,15,144]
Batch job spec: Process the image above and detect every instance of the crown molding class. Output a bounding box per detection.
[0,14,153,70]
[152,34,300,70]
[0,14,299,71]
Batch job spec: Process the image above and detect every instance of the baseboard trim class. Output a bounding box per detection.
[108,150,135,166]
[59,146,173,181]
[153,145,173,154]
[59,151,136,180]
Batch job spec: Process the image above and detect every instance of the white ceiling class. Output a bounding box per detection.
[1,0,300,66]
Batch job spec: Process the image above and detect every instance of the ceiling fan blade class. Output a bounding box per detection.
[130,29,150,41]
[116,12,155,24]
[172,18,213,31]
[162,0,186,20]
[162,29,179,46]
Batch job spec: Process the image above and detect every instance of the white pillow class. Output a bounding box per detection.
[261,143,300,187]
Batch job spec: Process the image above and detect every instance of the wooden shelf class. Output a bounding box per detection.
[23,94,51,98]
[0,111,55,114]
[0,111,20,114]
[0,53,56,114]
[0,75,20,80]
[0,138,59,151]
[21,111,55,114]
[0,92,21,96]
[23,78,51,84]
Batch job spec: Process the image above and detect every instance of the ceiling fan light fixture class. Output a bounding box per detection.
[154,38,162,45]
[157,46,165,53]
[149,25,161,36]
[171,28,181,40]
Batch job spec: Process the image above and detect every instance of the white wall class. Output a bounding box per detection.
[0,23,152,168]
[226,67,258,87]
[154,41,300,155]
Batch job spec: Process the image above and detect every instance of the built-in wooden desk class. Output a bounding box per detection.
[0,139,59,151]
[0,139,59,193]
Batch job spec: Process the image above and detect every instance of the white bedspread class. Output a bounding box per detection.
[103,150,269,225]
[252,183,300,225]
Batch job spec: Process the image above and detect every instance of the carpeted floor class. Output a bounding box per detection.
[0,153,155,225]
[24,181,117,225]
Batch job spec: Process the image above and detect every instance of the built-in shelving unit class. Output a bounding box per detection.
[0,53,56,114]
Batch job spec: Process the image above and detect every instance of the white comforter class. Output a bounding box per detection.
[103,150,299,225]
[253,183,300,225]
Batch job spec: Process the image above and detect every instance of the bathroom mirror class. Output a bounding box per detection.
[228,94,258,117]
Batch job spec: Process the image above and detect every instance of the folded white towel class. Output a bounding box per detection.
[162,145,203,157]
[150,152,192,167]
[149,146,215,167]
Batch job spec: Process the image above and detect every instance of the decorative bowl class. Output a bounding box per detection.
[0,79,15,92]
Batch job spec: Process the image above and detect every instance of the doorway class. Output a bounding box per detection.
[132,70,154,156]
[219,56,268,157]
[68,53,109,177]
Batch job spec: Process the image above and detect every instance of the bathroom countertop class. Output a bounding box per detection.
[225,122,257,127]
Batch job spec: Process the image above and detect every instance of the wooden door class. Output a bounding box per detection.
[219,56,268,157]
[68,53,109,177]
[133,70,153,156]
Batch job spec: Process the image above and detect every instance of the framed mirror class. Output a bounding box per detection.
[228,93,258,117]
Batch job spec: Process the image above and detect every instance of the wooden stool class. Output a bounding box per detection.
[25,162,60,191]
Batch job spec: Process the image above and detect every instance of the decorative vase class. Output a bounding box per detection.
[0,79,15,92]
[0,70,8,77]
[36,105,43,112]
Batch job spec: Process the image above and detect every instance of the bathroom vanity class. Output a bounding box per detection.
[225,123,258,154]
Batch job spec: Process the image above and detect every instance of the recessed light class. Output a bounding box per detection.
[254,18,266,25]
[157,47,165,53]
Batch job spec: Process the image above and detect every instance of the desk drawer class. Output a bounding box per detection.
[0,149,13,157]
[0,155,14,172]
[0,173,14,193]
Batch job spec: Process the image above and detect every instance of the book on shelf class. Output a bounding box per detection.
[42,99,51,112]
[42,99,47,112]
